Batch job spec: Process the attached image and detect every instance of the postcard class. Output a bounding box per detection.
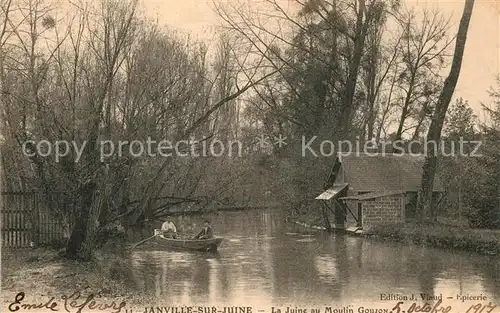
[1,0,498,312]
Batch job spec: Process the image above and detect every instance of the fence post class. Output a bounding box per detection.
[32,193,40,246]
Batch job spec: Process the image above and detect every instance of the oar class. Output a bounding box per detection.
[130,234,157,250]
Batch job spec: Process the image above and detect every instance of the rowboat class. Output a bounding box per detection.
[153,229,224,252]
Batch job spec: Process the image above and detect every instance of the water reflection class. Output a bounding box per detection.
[129,209,499,307]
[476,257,500,303]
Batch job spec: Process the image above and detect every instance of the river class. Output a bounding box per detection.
[129,208,500,311]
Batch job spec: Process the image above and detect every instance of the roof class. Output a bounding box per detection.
[335,153,444,192]
[340,190,404,201]
[315,183,348,200]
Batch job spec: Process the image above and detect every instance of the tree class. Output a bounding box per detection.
[215,0,401,140]
[444,97,476,139]
[462,79,500,228]
[393,9,453,141]
[416,0,475,222]
[0,0,279,260]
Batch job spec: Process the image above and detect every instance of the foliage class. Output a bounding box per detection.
[444,97,476,138]
[439,81,500,229]
[0,0,272,259]
[461,83,500,228]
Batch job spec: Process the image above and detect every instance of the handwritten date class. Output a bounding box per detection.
[391,300,497,313]
[466,303,497,313]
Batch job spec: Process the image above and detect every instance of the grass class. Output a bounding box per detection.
[1,241,150,310]
[364,222,500,256]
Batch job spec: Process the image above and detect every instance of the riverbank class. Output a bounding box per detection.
[1,242,149,311]
[364,222,500,256]
[287,214,500,256]
[166,203,282,216]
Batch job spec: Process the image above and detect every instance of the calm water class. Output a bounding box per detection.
[129,209,500,310]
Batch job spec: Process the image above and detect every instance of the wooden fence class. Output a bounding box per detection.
[1,191,69,248]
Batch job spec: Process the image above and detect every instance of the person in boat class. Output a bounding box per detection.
[193,220,214,240]
[161,217,177,239]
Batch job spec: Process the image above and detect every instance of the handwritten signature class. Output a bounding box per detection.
[391,300,497,313]
[8,291,127,313]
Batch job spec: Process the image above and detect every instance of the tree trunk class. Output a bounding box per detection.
[65,181,96,259]
[78,185,105,259]
[65,114,105,260]
[412,108,427,140]
[66,169,108,260]
[340,0,368,137]
[366,56,377,140]
[376,66,398,142]
[417,0,475,222]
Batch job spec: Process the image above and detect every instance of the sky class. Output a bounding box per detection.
[141,0,498,119]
